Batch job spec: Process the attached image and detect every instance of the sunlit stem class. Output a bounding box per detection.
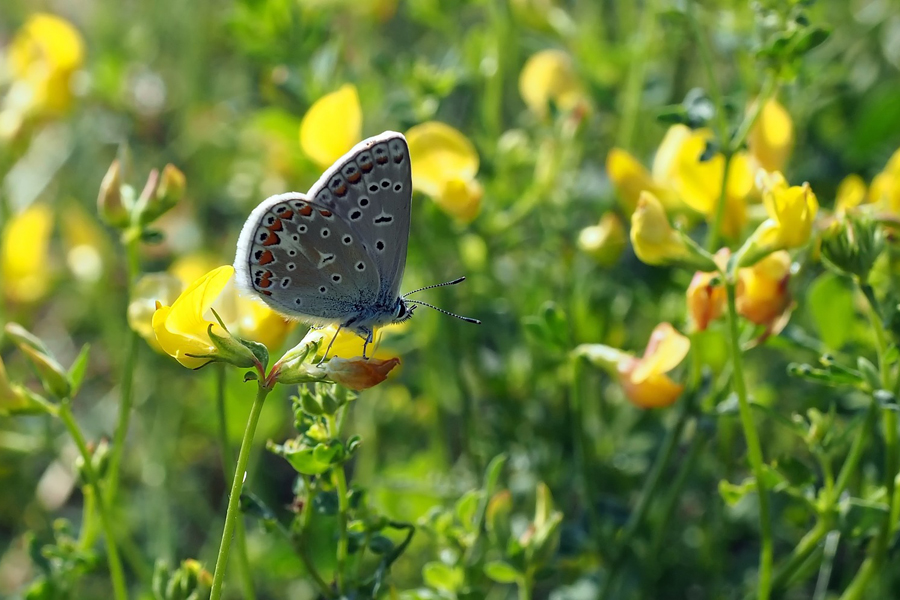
[58,401,128,600]
[327,407,350,593]
[725,279,772,600]
[210,384,271,600]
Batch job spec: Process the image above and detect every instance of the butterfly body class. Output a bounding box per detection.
[234,131,416,348]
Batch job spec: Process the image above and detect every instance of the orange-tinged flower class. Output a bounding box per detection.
[748,98,793,173]
[152,266,237,369]
[577,323,690,409]
[518,49,588,118]
[299,84,362,168]
[407,122,482,223]
[686,249,729,331]
[1,203,54,303]
[578,212,626,266]
[324,356,401,391]
[737,250,791,326]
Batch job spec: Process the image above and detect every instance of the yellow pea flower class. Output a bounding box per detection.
[835,174,867,215]
[737,250,792,327]
[669,129,753,238]
[629,191,690,265]
[867,148,900,215]
[518,49,588,118]
[1,203,54,304]
[407,122,482,223]
[577,322,690,409]
[577,212,626,266]
[606,148,679,215]
[299,84,362,169]
[5,13,85,117]
[750,172,819,251]
[129,273,184,352]
[748,98,794,173]
[152,266,255,369]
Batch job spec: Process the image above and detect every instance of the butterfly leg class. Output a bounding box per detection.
[360,327,374,359]
[318,325,343,365]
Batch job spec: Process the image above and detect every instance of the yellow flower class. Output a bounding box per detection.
[835,174,867,215]
[606,148,678,215]
[152,266,243,369]
[2,13,84,137]
[867,148,900,215]
[751,172,819,250]
[407,122,482,223]
[577,212,626,266]
[669,128,753,238]
[737,250,792,327]
[686,248,729,331]
[129,273,184,352]
[1,203,54,303]
[518,49,588,118]
[299,84,362,168]
[748,98,793,173]
[577,323,690,409]
[629,191,690,265]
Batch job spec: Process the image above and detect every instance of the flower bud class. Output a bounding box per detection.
[206,323,260,370]
[686,248,729,331]
[75,438,110,485]
[736,251,792,326]
[820,213,884,281]
[141,164,186,224]
[630,192,717,271]
[324,357,400,391]
[0,356,51,415]
[97,159,130,228]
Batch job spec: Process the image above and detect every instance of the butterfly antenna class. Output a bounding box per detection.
[403,276,467,297]
[405,299,481,324]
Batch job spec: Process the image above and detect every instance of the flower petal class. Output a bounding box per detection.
[325,356,401,391]
[1,203,54,303]
[299,84,362,168]
[632,322,690,383]
[407,122,479,198]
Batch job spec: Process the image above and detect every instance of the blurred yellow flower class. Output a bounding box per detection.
[669,128,753,238]
[737,250,792,327]
[2,13,84,135]
[1,203,54,303]
[62,203,110,284]
[577,212,626,266]
[867,149,900,214]
[519,49,588,118]
[299,84,362,169]
[407,122,482,223]
[577,322,690,409]
[748,98,793,173]
[606,148,678,215]
[751,172,819,251]
[129,273,184,352]
[686,248,729,331]
[835,174,867,215]
[629,191,690,265]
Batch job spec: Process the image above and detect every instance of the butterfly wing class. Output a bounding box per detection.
[305,131,411,305]
[234,192,381,321]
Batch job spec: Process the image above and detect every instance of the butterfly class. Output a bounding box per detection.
[234,130,480,358]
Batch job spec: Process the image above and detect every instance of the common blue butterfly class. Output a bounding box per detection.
[234,131,479,357]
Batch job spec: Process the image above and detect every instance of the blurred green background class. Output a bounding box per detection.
[3,0,900,598]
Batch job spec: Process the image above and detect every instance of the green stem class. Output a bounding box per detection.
[327,410,350,594]
[569,356,599,543]
[209,384,271,600]
[58,403,128,600]
[616,0,658,149]
[297,481,335,597]
[726,281,772,600]
[517,569,534,600]
[214,366,256,600]
[78,485,99,551]
[705,151,734,253]
[686,0,729,142]
[731,76,778,153]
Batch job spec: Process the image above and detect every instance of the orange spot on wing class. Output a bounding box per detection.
[267,219,283,232]
[299,204,313,217]
[259,271,273,288]
[319,209,333,217]
[334,184,348,197]
[347,172,362,184]
[280,210,294,220]
[260,290,272,296]
[262,232,280,246]
[258,250,275,265]
[360,161,374,173]
[376,155,389,165]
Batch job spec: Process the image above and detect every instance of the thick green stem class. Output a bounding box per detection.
[569,356,599,542]
[517,569,534,600]
[214,366,256,600]
[59,403,128,600]
[210,384,270,600]
[327,410,350,593]
[726,281,772,600]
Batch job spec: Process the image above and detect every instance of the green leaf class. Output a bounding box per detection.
[808,273,855,350]
[483,560,520,584]
[368,534,394,555]
[67,344,90,398]
[454,489,481,532]
[422,562,463,593]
